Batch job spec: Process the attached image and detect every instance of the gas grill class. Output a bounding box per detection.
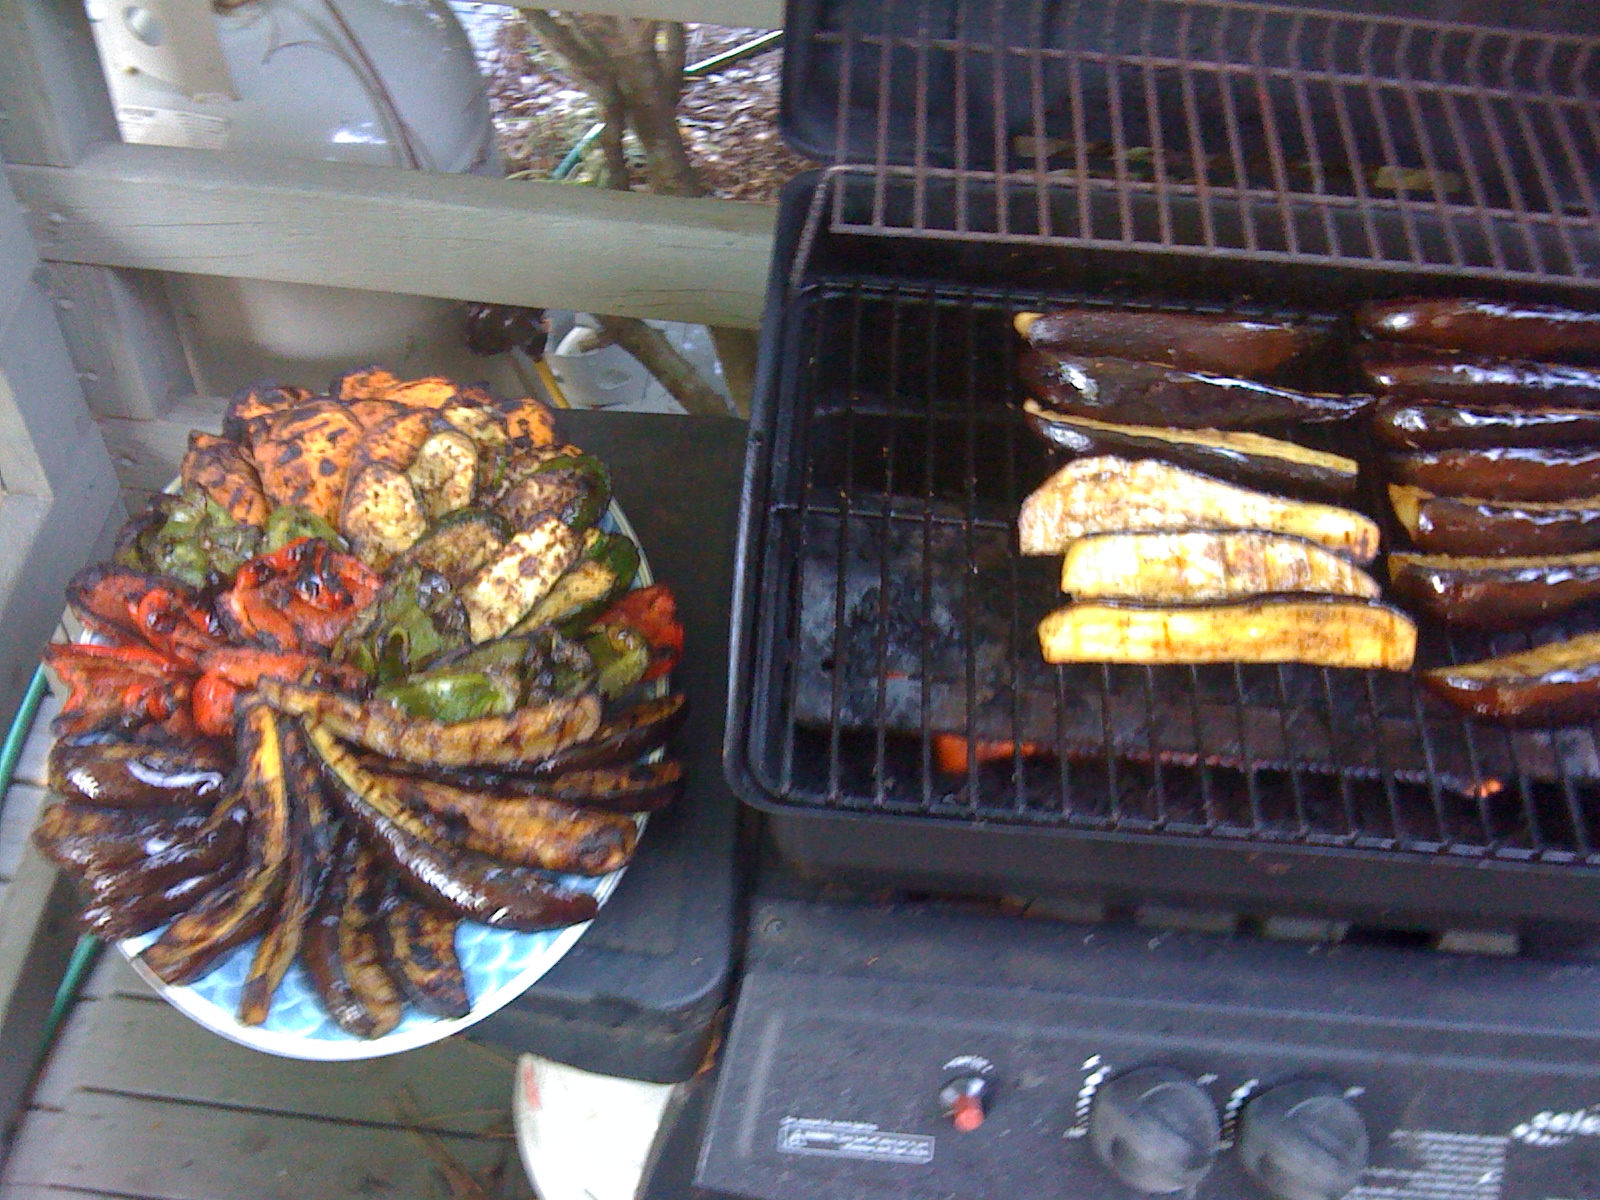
[685,2,1600,1198]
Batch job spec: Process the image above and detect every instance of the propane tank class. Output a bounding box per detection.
[86,0,527,395]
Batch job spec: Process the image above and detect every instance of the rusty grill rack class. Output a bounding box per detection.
[786,0,1600,285]
[740,273,1600,872]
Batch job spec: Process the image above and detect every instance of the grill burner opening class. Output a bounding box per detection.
[747,277,1600,871]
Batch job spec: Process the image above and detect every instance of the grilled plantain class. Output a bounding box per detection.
[1060,531,1382,603]
[1389,484,1600,557]
[378,888,470,1019]
[1017,457,1381,562]
[238,721,336,1026]
[182,432,271,526]
[1023,401,1358,499]
[307,720,600,931]
[302,836,402,1039]
[1038,596,1417,669]
[251,401,365,525]
[1422,632,1600,726]
[1014,307,1317,376]
[356,754,637,874]
[1389,550,1600,630]
[259,678,601,768]
[140,702,292,985]
[339,462,428,571]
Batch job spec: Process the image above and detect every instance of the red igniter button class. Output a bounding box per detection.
[940,1075,992,1132]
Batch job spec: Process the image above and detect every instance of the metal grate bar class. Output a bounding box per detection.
[802,0,1600,285]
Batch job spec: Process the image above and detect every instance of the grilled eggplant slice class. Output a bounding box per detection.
[378,890,469,1019]
[1017,457,1381,562]
[182,433,270,527]
[339,462,428,571]
[259,678,601,768]
[1038,596,1417,669]
[1020,349,1374,429]
[1060,531,1381,603]
[529,694,689,778]
[460,515,583,643]
[1422,632,1600,726]
[1371,399,1600,450]
[1388,446,1600,502]
[1359,299,1600,358]
[399,508,510,587]
[1014,307,1317,376]
[394,759,684,814]
[140,703,292,986]
[1023,401,1358,499]
[355,755,637,874]
[238,721,336,1026]
[32,802,214,875]
[407,427,478,521]
[49,738,230,808]
[307,720,600,932]
[1389,551,1600,630]
[1389,484,1600,557]
[82,864,237,941]
[70,795,246,897]
[1356,343,1600,407]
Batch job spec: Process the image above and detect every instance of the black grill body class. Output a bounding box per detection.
[727,172,1600,930]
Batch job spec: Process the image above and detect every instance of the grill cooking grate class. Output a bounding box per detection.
[745,275,1600,867]
[787,0,1600,285]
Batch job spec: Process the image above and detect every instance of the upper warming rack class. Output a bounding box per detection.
[780,0,1600,286]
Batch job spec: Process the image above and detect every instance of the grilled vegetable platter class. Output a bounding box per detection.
[1014,298,1600,729]
[34,368,687,1059]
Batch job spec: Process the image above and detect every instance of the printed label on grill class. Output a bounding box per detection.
[1348,1130,1507,1200]
[777,1117,935,1165]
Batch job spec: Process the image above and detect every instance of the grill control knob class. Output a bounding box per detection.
[939,1075,992,1132]
[1238,1080,1369,1200]
[1088,1066,1221,1194]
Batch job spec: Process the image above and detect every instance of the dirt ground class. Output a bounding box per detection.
[479,18,813,203]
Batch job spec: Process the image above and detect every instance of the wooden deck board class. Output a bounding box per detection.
[0,786,46,884]
[31,992,523,1135]
[3,1091,534,1200]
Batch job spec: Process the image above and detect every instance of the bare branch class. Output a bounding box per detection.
[595,316,733,417]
